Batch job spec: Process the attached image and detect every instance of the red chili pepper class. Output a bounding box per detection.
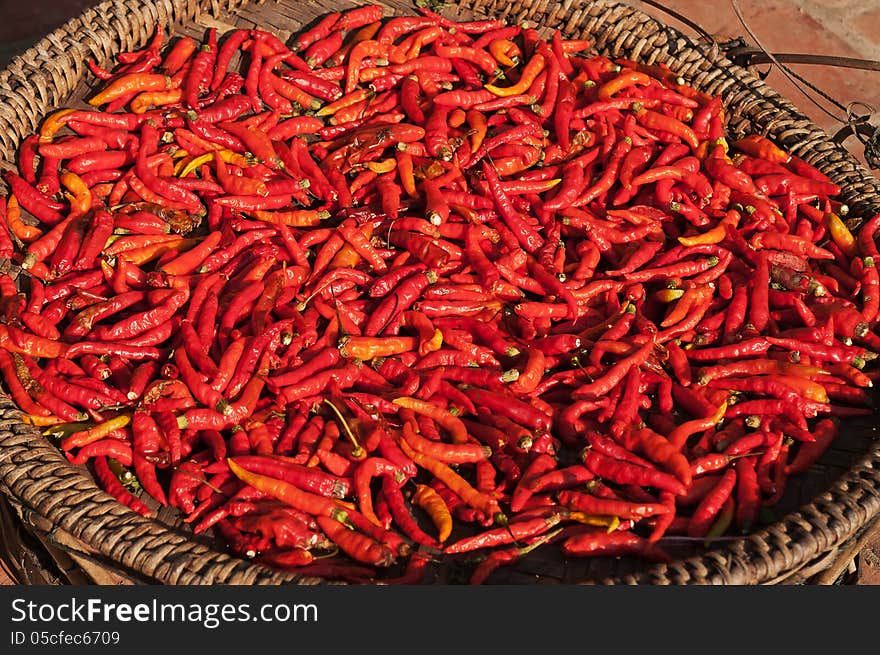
[380,476,438,548]
[92,456,151,516]
[316,515,395,568]
[562,529,669,562]
[558,490,671,520]
[688,468,737,538]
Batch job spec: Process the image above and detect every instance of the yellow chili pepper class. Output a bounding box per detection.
[175,149,247,177]
[824,211,857,258]
[42,421,93,439]
[412,484,453,543]
[173,155,195,176]
[421,328,443,354]
[567,511,621,533]
[654,288,685,303]
[61,414,132,450]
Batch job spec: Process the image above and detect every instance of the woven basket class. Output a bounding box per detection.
[1,0,879,586]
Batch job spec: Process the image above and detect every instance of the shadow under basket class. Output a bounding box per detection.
[1,0,879,585]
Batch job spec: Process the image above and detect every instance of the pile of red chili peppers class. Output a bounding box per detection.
[0,4,878,584]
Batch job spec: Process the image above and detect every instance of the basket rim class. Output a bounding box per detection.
[0,0,877,585]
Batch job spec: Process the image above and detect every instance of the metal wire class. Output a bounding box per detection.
[728,0,851,124]
[637,0,880,168]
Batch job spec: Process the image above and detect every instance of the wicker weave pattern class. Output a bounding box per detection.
[0,0,877,585]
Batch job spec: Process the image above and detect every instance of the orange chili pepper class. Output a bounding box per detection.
[339,335,418,360]
[466,109,488,154]
[678,209,741,246]
[59,172,92,215]
[732,134,791,164]
[130,88,184,114]
[661,284,714,328]
[24,414,68,427]
[764,374,829,403]
[510,346,546,394]
[88,73,172,106]
[597,69,651,101]
[395,150,417,197]
[448,108,467,128]
[485,53,545,97]
[104,233,184,255]
[316,88,373,117]
[399,438,504,523]
[327,20,382,68]
[38,108,75,143]
[160,230,222,276]
[250,209,330,227]
[390,26,443,64]
[635,107,700,150]
[331,222,374,270]
[118,238,196,266]
[365,157,397,174]
[392,396,469,444]
[412,484,453,543]
[228,458,350,521]
[345,40,388,93]
[488,38,521,67]
[213,151,268,197]
[3,195,41,242]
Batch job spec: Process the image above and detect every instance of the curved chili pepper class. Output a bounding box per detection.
[92,456,151,516]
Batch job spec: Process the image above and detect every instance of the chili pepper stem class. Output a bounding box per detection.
[323,398,365,459]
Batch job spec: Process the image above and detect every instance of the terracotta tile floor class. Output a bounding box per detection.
[637,0,880,164]
[0,0,878,585]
